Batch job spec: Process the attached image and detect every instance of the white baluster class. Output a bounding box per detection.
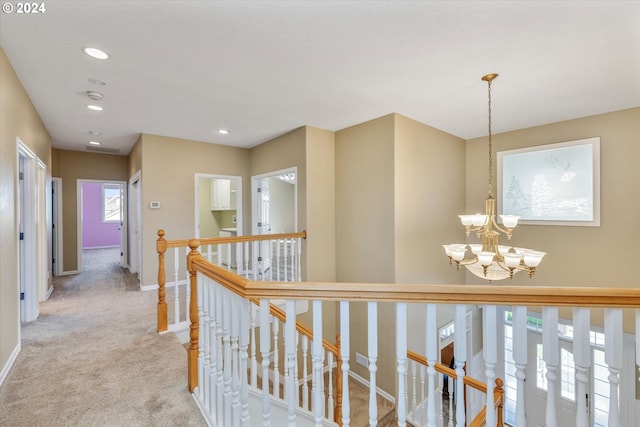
[239,298,250,427]
[425,304,437,427]
[296,238,302,282]
[302,335,309,410]
[312,300,323,426]
[250,304,258,387]
[368,301,378,426]
[340,301,351,427]
[454,305,466,427]
[396,303,408,427]
[196,275,205,401]
[285,300,297,426]
[483,305,497,427]
[260,299,271,427]
[327,351,334,421]
[636,310,640,403]
[223,291,232,427]
[243,242,249,278]
[174,248,180,324]
[411,360,417,412]
[273,318,280,399]
[215,286,224,421]
[447,375,453,427]
[209,283,217,421]
[573,308,590,427]
[253,241,259,280]
[202,282,210,411]
[420,364,426,403]
[231,295,241,426]
[605,308,622,427]
[542,307,559,427]
[512,306,528,427]
[185,248,191,325]
[284,239,289,281]
[295,334,300,409]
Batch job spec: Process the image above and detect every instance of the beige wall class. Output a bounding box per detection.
[466,107,640,334]
[128,135,142,178]
[139,134,250,286]
[51,149,129,272]
[333,113,467,394]
[0,48,51,376]
[466,107,640,287]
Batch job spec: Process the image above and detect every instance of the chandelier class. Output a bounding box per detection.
[443,73,545,281]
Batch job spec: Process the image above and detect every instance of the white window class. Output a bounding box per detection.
[560,348,575,401]
[102,183,121,223]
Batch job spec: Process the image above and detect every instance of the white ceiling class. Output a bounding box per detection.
[1,1,639,155]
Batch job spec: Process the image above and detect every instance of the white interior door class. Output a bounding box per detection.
[119,182,127,268]
[128,172,141,276]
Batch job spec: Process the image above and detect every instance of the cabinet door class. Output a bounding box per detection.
[211,179,231,210]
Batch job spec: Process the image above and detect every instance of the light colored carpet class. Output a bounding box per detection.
[0,248,206,427]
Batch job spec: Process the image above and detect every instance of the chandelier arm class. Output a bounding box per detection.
[490,216,511,236]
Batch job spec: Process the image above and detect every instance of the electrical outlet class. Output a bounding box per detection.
[356,352,368,367]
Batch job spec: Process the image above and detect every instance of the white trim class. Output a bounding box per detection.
[0,343,21,387]
[83,245,120,250]
[128,171,141,278]
[46,285,54,299]
[347,369,396,404]
[17,138,39,322]
[141,283,159,292]
[51,177,63,276]
[58,269,80,276]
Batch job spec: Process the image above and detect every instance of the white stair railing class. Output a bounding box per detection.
[164,230,640,427]
[156,230,306,334]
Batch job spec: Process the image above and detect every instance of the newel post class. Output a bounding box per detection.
[335,334,343,426]
[156,229,168,333]
[495,377,504,427]
[187,239,201,393]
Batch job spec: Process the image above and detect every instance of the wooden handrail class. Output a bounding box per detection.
[156,229,307,332]
[191,258,640,307]
[408,350,504,427]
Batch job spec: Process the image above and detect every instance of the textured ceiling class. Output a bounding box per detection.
[1,1,639,155]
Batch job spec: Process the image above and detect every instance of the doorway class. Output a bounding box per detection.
[251,168,297,276]
[194,174,243,239]
[77,180,127,271]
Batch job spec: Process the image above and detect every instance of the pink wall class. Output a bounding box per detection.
[82,182,120,249]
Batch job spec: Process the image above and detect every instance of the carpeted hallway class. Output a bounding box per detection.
[0,248,206,426]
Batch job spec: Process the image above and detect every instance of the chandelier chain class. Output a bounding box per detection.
[487,78,493,198]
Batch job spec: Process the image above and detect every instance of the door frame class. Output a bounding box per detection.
[51,177,63,276]
[76,179,128,271]
[17,138,39,322]
[128,171,141,278]
[251,167,298,236]
[194,173,243,238]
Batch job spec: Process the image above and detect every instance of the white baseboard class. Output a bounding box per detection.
[59,269,79,276]
[348,370,395,404]
[83,245,120,250]
[0,343,21,387]
[46,285,54,300]
[141,279,188,292]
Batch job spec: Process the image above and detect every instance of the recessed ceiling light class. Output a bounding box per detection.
[217,129,230,135]
[88,141,101,146]
[88,78,106,86]
[86,105,103,111]
[83,47,109,60]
